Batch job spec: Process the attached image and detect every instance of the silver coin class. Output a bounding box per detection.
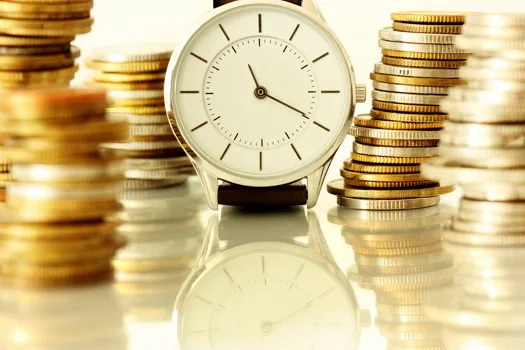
[462,24,525,39]
[461,183,525,201]
[443,120,525,136]
[442,100,525,123]
[379,27,457,44]
[456,35,525,55]
[355,251,450,267]
[337,196,440,210]
[374,62,460,78]
[107,89,164,100]
[460,198,525,215]
[453,219,525,235]
[458,210,525,225]
[444,230,525,246]
[460,65,525,81]
[438,145,525,168]
[376,320,442,341]
[129,124,173,136]
[348,265,454,287]
[7,182,121,200]
[468,55,525,69]
[330,205,440,222]
[447,87,525,103]
[372,90,444,105]
[349,123,442,140]
[101,141,181,151]
[88,43,175,63]
[353,142,439,158]
[124,157,191,171]
[466,79,525,93]
[422,158,525,184]
[115,270,188,283]
[373,81,449,95]
[441,132,525,148]
[123,178,187,190]
[376,312,434,324]
[125,168,188,180]
[376,303,426,316]
[11,161,125,182]
[464,13,525,28]
[121,113,168,125]
[378,39,466,54]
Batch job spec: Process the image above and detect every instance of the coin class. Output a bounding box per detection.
[11,161,125,183]
[1,220,119,240]
[123,178,187,190]
[391,12,467,24]
[0,65,78,83]
[381,49,470,60]
[353,142,440,158]
[373,81,449,95]
[327,179,455,199]
[119,113,168,125]
[88,43,175,63]
[374,63,460,79]
[0,17,93,37]
[123,157,191,170]
[341,169,427,182]
[392,22,463,34]
[351,153,434,165]
[382,56,466,69]
[372,90,444,106]
[101,141,181,152]
[370,109,448,123]
[344,160,421,173]
[93,71,165,83]
[355,137,439,147]
[0,46,79,70]
[349,124,442,140]
[379,40,466,54]
[355,116,443,130]
[0,11,91,20]
[7,181,122,200]
[125,168,188,181]
[0,0,93,12]
[373,100,442,113]
[85,60,170,73]
[0,34,74,46]
[371,73,464,87]
[438,145,525,168]
[107,105,166,115]
[344,178,437,189]
[86,79,164,91]
[379,27,457,44]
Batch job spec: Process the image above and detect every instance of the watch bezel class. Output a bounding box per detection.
[165,0,357,187]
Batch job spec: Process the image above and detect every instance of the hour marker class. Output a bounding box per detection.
[190,52,208,63]
[291,143,302,160]
[283,45,288,53]
[220,143,231,160]
[213,116,221,121]
[301,64,308,70]
[258,14,262,33]
[262,256,265,274]
[302,114,310,120]
[260,138,263,147]
[295,264,304,279]
[180,90,200,94]
[289,24,300,41]
[313,52,329,63]
[212,65,220,71]
[234,133,238,141]
[285,132,290,139]
[219,24,230,41]
[223,268,235,283]
[191,121,208,132]
[232,46,237,54]
[321,90,340,93]
[205,92,214,95]
[314,121,330,132]
[189,330,207,335]
[317,288,334,299]
[258,38,261,47]
[259,152,263,171]
[196,296,212,304]
[308,91,316,93]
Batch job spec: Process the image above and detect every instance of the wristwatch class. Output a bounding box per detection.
[174,208,364,350]
[165,0,366,209]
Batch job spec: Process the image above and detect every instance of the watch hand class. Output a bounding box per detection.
[265,93,308,119]
[248,64,260,87]
[269,301,313,330]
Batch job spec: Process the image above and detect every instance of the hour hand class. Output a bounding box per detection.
[248,64,260,87]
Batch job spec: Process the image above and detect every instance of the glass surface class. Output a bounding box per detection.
[0,179,517,350]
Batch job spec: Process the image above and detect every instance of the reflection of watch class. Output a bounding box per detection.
[175,209,363,350]
[165,0,366,209]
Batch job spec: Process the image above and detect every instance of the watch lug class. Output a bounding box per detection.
[307,211,337,265]
[306,156,333,208]
[192,161,219,210]
[301,0,325,20]
[194,213,220,266]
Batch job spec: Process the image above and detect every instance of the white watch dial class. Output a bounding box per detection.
[178,247,357,350]
[168,3,353,181]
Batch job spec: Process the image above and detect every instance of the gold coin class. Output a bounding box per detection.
[0,262,112,280]
[107,105,165,115]
[355,137,439,148]
[85,59,169,73]
[0,11,91,20]
[0,269,113,288]
[392,22,463,34]
[2,234,114,253]
[381,56,467,69]
[112,257,191,273]
[0,46,80,71]
[351,231,443,249]
[327,179,455,199]
[109,97,164,107]
[341,169,427,182]
[353,241,444,256]
[0,34,74,46]
[86,79,164,91]
[3,143,102,163]
[93,71,165,83]
[344,160,421,174]
[6,118,128,141]
[0,0,93,13]
[391,12,467,24]
[0,86,105,122]
[0,220,119,240]
[0,172,13,183]
[382,49,471,60]
[355,116,443,130]
[0,65,78,83]
[371,72,464,87]
[376,289,439,305]
[370,109,449,123]
[130,134,175,142]
[0,163,9,172]
[351,153,434,165]
[344,178,437,189]
[0,17,93,37]
[0,78,70,88]
[107,148,185,159]
[372,100,442,114]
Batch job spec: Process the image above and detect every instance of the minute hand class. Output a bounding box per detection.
[265,93,309,119]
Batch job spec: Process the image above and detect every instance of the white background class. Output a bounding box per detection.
[76,0,525,180]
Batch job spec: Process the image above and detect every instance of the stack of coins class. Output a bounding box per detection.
[85,44,192,191]
[420,13,525,349]
[0,88,127,287]
[329,206,453,350]
[328,11,472,210]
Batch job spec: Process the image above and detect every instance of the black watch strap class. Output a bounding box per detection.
[214,0,302,8]
[218,182,308,207]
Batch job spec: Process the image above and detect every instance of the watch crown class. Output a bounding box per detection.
[356,84,367,103]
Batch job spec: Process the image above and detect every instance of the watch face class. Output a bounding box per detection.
[167,2,354,185]
[177,244,358,350]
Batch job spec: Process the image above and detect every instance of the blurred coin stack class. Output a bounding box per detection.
[85,44,193,191]
[421,13,525,350]
[0,0,94,200]
[0,88,127,287]
[329,206,453,350]
[328,11,472,210]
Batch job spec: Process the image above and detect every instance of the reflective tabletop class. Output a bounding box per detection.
[0,179,513,350]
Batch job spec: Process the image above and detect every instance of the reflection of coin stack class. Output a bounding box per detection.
[86,44,193,191]
[0,284,128,349]
[113,184,204,323]
[328,12,472,210]
[0,88,127,287]
[422,13,525,350]
[0,1,94,199]
[329,206,453,349]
